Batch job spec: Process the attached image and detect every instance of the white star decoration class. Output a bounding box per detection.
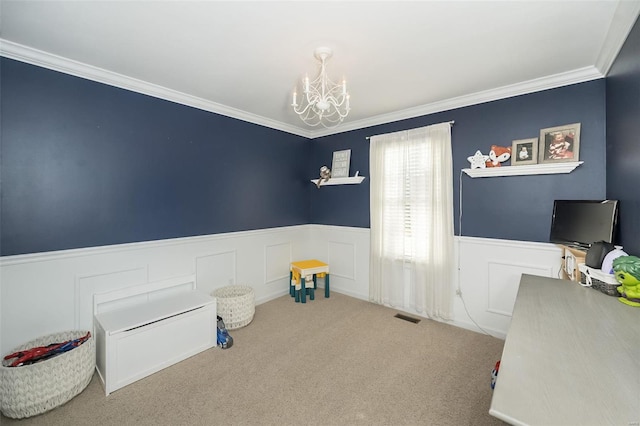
[467,150,489,169]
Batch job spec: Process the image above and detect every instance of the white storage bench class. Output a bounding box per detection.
[93,275,216,395]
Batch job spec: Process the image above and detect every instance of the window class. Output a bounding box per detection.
[369,122,454,318]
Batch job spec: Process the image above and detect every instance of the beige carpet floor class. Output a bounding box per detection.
[2,291,506,425]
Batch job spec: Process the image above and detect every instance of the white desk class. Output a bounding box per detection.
[490,274,640,425]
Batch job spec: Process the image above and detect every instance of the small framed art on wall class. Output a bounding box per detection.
[539,123,581,164]
[331,149,351,178]
[511,138,538,166]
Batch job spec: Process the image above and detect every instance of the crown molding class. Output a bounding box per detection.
[309,66,604,139]
[595,1,640,76]
[0,36,621,140]
[0,39,314,139]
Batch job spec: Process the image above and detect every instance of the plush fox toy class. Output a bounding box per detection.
[485,145,512,167]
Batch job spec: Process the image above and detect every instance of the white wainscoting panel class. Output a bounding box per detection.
[75,266,148,331]
[454,236,563,338]
[487,261,554,317]
[195,250,237,296]
[0,225,308,355]
[308,225,370,300]
[263,241,293,301]
[265,242,291,284]
[306,228,563,339]
[328,241,356,280]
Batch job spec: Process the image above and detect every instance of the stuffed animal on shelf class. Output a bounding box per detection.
[467,150,489,169]
[316,166,331,188]
[612,255,640,307]
[485,145,512,167]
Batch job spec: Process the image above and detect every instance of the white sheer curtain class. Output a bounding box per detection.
[369,122,454,319]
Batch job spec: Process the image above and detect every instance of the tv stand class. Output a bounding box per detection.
[560,244,586,281]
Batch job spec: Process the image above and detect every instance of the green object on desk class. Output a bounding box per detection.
[613,255,640,307]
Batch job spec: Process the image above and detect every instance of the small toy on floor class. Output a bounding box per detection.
[217,315,234,349]
[491,360,500,389]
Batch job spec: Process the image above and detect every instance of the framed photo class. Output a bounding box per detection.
[538,123,581,164]
[331,149,351,178]
[510,138,538,166]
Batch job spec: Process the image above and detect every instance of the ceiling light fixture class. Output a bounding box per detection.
[291,47,350,128]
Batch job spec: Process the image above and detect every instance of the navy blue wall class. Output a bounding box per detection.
[1,58,310,256]
[606,17,640,256]
[311,80,607,244]
[1,53,622,255]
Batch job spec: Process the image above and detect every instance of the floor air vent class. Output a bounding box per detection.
[394,313,421,324]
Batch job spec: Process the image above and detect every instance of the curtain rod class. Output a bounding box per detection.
[365,120,455,140]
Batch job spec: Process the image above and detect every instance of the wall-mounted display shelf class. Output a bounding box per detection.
[462,161,583,178]
[311,174,366,187]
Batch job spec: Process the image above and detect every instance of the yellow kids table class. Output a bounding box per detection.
[290,259,330,303]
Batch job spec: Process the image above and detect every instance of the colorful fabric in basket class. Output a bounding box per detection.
[3,332,91,367]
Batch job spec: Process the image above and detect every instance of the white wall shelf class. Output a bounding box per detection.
[310,175,366,187]
[462,161,583,178]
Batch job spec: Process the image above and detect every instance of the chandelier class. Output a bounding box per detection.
[291,47,350,128]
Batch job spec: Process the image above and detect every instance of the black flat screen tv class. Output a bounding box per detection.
[549,200,619,249]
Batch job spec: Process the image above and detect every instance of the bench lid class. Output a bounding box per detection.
[95,290,215,334]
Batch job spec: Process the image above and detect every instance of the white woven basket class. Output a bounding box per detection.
[0,330,96,419]
[213,285,255,330]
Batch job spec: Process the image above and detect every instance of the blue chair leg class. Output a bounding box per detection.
[290,270,295,297]
[301,277,307,303]
[313,274,317,289]
[325,274,330,298]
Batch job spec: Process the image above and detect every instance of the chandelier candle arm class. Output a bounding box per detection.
[291,47,351,128]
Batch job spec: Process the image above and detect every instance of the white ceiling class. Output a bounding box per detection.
[1,1,639,139]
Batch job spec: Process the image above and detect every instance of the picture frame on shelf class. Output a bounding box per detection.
[538,123,581,164]
[331,149,351,178]
[511,138,538,166]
